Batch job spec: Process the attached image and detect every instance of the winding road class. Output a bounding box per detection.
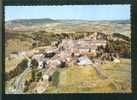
[13,67,31,94]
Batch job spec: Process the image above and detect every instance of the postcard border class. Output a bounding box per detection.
[1,0,137,100]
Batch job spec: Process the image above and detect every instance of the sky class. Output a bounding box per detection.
[5,5,130,21]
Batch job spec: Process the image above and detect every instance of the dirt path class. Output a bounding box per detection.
[92,64,109,79]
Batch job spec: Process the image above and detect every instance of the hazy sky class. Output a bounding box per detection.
[5,5,130,21]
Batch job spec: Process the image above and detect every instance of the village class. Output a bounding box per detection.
[5,31,131,94]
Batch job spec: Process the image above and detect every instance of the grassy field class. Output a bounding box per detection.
[47,58,131,93]
[5,56,25,73]
[5,57,131,93]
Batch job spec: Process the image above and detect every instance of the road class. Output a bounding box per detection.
[13,67,31,94]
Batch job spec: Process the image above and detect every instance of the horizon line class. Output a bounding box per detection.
[5,18,130,22]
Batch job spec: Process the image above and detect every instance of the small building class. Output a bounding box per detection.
[78,46,97,53]
[77,56,92,65]
[9,51,20,59]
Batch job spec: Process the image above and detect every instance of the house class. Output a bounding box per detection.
[73,40,105,56]
[77,56,92,65]
[82,40,107,47]
[78,47,97,57]
[96,32,107,40]
[18,51,26,57]
[9,52,18,59]
[58,38,107,57]
[78,46,97,53]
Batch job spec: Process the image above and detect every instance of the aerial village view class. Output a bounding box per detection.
[5,5,131,94]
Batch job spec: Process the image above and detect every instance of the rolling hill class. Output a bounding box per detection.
[5,18,131,37]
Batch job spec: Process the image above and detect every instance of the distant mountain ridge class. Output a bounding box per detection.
[6,18,130,26]
[6,18,58,26]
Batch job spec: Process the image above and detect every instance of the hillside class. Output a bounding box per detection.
[6,18,57,26]
[5,19,130,37]
[5,19,131,57]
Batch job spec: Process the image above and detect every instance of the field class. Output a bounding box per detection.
[6,58,131,93]
[47,59,131,93]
